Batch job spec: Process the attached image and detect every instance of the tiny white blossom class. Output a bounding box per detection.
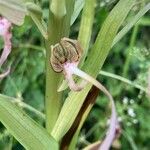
[123,97,128,104]
[128,108,136,117]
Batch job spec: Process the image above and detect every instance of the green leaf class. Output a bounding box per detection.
[51,0,136,141]
[137,17,150,26]
[0,94,59,150]
[78,0,95,66]
[26,2,48,39]
[112,2,150,47]
[71,0,85,25]
[0,0,27,25]
[83,141,101,150]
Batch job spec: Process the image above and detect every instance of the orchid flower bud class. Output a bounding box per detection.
[50,37,118,150]
[50,37,82,73]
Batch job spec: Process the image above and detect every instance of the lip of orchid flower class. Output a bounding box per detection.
[63,62,118,150]
[63,62,87,91]
[0,17,12,78]
[50,37,118,150]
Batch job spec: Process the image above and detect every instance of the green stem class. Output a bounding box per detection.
[45,42,62,133]
[12,99,45,120]
[50,0,66,18]
[100,70,147,92]
[19,44,45,51]
[123,25,139,77]
[45,0,75,133]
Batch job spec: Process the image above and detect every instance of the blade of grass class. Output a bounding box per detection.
[137,17,150,26]
[83,141,101,150]
[122,130,138,150]
[51,0,136,141]
[0,0,27,25]
[26,2,48,39]
[71,0,85,25]
[122,25,139,77]
[0,94,58,150]
[99,70,147,92]
[112,2,150,47]
[78,0,96,67]
[12,98,45,120]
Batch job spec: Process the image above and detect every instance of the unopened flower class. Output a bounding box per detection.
[50,37,86,91]
[50,37,118,150]
[0,17,12,79]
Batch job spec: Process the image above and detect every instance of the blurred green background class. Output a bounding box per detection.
[0,0,150,149]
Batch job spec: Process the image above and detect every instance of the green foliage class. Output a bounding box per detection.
[0,0,150,150]
[0,94,58,150]
[0,0,27,25]
[26,2,48,39]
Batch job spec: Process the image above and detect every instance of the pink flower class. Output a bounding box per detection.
[0,17,12,79]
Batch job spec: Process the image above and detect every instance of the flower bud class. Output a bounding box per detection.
[50,37,82,72]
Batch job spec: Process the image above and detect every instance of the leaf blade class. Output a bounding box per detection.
[0,94,59,150]
[26,2,48,39]
[71,0,85,25]
[0,0,27,25]
[112,2,150,47]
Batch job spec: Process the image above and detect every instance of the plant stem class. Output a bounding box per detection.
[123,25,139,77]
[50,0,66,18]
[100,70,147,92]
[12,99,45,120]
[45,0,75,133]
[19,44,45,51]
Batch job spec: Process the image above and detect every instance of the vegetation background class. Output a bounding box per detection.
[0,0,149,149]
